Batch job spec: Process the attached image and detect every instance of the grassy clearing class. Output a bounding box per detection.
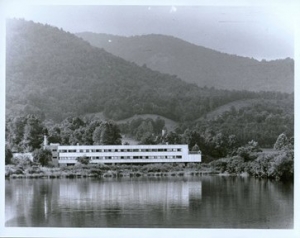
[195,99,259,121]
[116,114,178,131]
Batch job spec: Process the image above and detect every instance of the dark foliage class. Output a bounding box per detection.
[6,114,44,152]
[32,148,53,167]
[5,145,13,165]
[76,156,90,165]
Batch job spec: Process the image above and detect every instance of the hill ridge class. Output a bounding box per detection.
[76,32,294,92]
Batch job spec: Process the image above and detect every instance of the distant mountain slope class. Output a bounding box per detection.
[194,98,294,122]
[7,19,260,122]
[76,32,294,93]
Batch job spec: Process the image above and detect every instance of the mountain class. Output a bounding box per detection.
[5,19,241,122]
[6,19,292,126]
[76,32,294,93]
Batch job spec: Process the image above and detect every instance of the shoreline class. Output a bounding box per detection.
[4,166,262,180]
[5,168,218,179]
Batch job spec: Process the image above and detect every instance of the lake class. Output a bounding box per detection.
[5,176,293,228]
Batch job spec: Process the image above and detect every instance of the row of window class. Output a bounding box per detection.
[58,148,182,153]
[59,155,183,160]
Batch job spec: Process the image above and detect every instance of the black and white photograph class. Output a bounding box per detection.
[1,0,299,237]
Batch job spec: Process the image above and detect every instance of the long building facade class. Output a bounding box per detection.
[45,143,201,166]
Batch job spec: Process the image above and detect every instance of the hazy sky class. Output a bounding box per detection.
[4,4,295,60]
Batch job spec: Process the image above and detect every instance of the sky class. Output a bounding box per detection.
[3,2,296,60]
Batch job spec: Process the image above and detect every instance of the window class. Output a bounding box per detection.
[176,155,182,159]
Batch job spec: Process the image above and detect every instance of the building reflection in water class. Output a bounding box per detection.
[5,176,293,228]
[5,177,202,227]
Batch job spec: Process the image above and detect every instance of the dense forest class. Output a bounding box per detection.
[6,19,294,124]
[5,115,122,153]
[5,114,294,181]
[76,32,294,92]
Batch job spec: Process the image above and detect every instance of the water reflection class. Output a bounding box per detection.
[5,176,293,228]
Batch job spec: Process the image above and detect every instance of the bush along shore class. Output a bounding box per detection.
[5,163,216,179]
[5,148,293,182]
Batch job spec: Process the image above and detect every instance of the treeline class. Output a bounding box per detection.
[119,117,166,144]
[210,133,294,181]
[191,99,294,148]
[5,115,294,181]
[5,115,122,153]
[6,106,294,162]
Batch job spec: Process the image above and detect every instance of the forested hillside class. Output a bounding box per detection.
[6,19,294,153]
[76,33,294,93]
[6,19,288,122]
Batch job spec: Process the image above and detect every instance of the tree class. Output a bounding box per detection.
[182,129,201,149]
[274,133,293,151]
[69,127,86,145]
[94,121,122,145]
[83,120,102,144]
[92,126,103,145]
[165,131,182,144]
[135,121,153,140]
[21,115,44,152]
[191,144,200,151]
[32,148,52,166]
[5,145,13,165]
[76,156,90,165]
[154,117,165,134]
[47,126,62,144]
[140,132,157,145]
[6,116,27,152]
[236,140,261,161]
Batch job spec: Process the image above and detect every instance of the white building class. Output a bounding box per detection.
[46,144,201,166]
